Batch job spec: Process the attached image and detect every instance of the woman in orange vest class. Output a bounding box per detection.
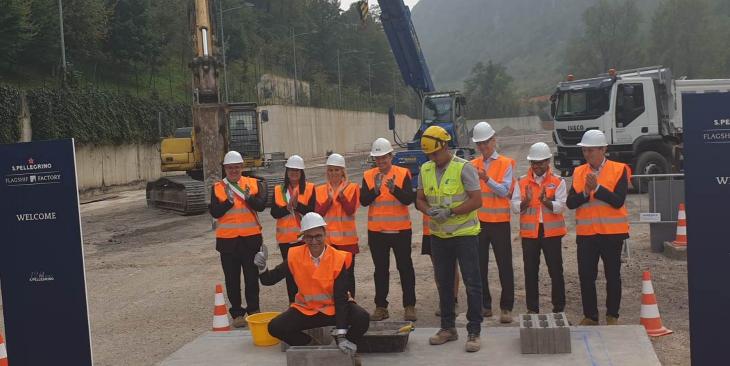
[270,154,317,303]
[511,143,567,315]
[470,121,516,323]
[566,130,630,326]
[209,151,267,328]
[315,154,360,291]
[256,213,369,364]
[360,138,417,322]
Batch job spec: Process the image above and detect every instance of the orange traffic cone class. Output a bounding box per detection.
[640,271,673,337]
[673,203,687,246]
[0,332,8,366]
[212,284,231,332]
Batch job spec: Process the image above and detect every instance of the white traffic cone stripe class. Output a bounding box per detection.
[676,226,686,235]
[642,280,654,294]
[640,304,661,318]
[0,345,6,359]
[678,210,686,219]
[215,293,225,306]
[213,315,230,328]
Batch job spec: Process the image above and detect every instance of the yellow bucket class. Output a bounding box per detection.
[245,312,281,346]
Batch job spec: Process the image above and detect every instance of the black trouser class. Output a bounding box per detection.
[577,235,624,320]
[478,221,514,311]
[279,242,304,303]
[268,304,370,346]
[522,225,565,313]
[218,235,262,318]
[431,235,483,335]
[368,230,416,308]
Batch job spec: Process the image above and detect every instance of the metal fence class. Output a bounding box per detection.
[623,173,685,260]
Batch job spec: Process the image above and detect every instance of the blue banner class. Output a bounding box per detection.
[0,139,93,365]
[682,91,730,365]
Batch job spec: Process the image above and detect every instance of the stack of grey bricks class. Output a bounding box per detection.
[519,312,571,354]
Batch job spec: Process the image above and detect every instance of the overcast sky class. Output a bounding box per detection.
[339,0,420,11]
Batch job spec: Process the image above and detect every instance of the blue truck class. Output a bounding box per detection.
[375,0,474,181]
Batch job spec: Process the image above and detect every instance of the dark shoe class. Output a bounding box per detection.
[429,328,458,345]
[606,315,619,325]
[579,317,599,326]
[482,308,493,317]
[465,334,481,352]
[370,307,389,321]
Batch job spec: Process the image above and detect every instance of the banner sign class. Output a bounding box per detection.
[0,139,93,365]
[682,91,730,365]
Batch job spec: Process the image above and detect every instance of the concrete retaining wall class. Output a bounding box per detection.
[261,105,419,159]
[75,144,162,193]
[71,107,419,192]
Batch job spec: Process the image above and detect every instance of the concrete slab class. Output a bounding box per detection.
[159,326,660,366]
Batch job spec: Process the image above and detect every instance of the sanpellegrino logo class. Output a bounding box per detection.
[4,157,61,187]
[11,157,53,172]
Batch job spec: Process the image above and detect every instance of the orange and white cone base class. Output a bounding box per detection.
[640,271,673,337]
[0,332,8,366]
[213,283,231,332]
[673,203,687,246]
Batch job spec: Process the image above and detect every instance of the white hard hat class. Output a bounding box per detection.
[285,154,305,170]
[370,138,393,157]
[326,153,346,168]
[223,151,244,165]
[472,121,496,142]
[300,212,327,233]
[577,130,608,147]
[526,142,552,161]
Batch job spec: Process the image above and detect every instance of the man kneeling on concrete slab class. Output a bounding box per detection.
[255,212,369,361]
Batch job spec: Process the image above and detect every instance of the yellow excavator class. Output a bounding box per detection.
[146,0,281,214]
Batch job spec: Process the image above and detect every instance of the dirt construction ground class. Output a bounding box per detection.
[0,136,690,365]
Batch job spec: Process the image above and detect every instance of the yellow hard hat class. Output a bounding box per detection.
[421,126,452,154]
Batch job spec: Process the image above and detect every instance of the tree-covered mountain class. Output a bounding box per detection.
[410,0,718,94]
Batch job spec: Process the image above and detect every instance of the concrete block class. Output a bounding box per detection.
[536,315,555,354]
[519,314,538,354]
[520,313,571,354]
[280,327,334,352]
[663,242,687,260]
[552,313,571,354]
[286,346,353,366]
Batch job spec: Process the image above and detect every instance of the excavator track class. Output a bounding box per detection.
[146,175,207,215]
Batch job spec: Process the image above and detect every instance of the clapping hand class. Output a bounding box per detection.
[585,173,598,193]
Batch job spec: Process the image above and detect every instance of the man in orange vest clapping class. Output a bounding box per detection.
[511,142,567,315]
[566,130,630,326]
[256,213,369,363]
[470,121,516,323]
[209,151,268,328]
[360,138,417,322]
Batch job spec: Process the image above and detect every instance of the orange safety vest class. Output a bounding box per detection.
[363,166,412,231]
[471,155,516,223]
[315,182,360,246]
[572,160,630,236]
[422,214,431,236]
[214,177,262,238]
[518,169,567,239]
[288,245,353,316]
[274,182,316,243]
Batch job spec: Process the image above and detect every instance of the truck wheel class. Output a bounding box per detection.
[633,151,669,193]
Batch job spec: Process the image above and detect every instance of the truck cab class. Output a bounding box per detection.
[551,67,678,178]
